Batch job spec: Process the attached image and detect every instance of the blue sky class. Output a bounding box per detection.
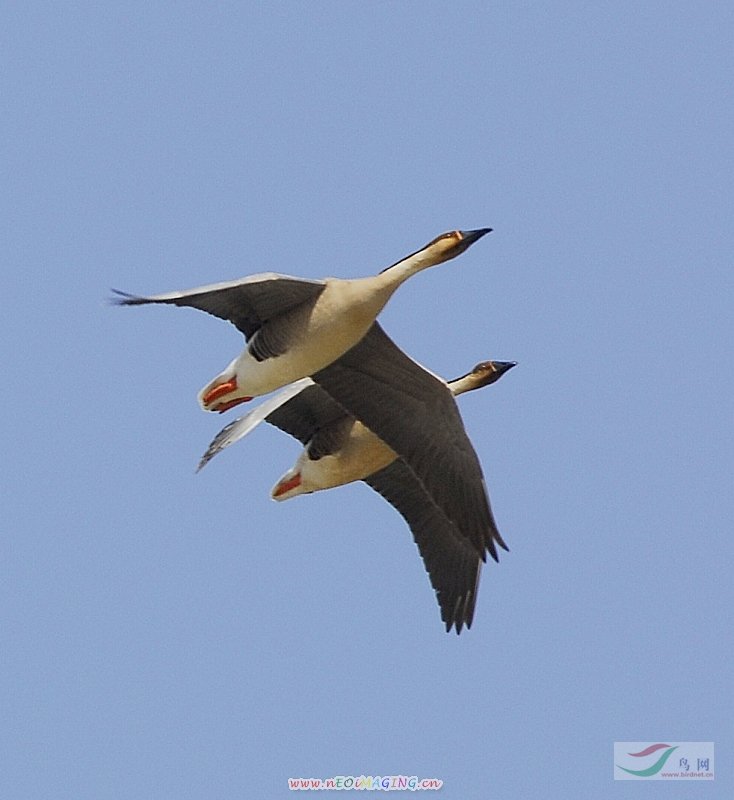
[2,3,732,798]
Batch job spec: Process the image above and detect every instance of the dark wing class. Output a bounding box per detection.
[265,384,349,446]
[314,323,507,561]
[365,460,483,633]
[111,273,326,339]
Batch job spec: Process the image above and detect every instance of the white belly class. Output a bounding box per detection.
[300,422,398,493]
[238,279,389,397]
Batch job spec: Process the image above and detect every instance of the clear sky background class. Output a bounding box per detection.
[2,3,732,798]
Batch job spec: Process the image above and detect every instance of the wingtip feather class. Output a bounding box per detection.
[109,288,142,305]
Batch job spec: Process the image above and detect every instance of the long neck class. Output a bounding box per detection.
[447,373,481,397]
[372,244,440,293]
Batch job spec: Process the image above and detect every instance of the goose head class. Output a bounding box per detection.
[470,359,517,387]
[426,228,493,265]
[449,359,516,395]
[382,228,492,273]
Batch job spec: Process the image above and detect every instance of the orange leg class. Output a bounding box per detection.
[273,473,302,497]
[214,396,252,413]
[202,377,238,407]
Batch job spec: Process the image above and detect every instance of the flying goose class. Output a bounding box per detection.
[198,359,516,632]
[274,360,516,503]
[112,228,490,413]
[113,230,495,576]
